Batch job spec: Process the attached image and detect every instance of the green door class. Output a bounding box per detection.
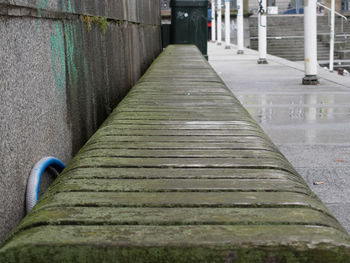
[171,0,208,59]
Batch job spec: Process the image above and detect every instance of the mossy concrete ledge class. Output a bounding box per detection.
[1,45,350,262]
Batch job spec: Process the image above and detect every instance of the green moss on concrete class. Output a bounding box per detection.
[1,225,350,262]
[81,15,92,32]
[7,207,346,238]
[81,15,109,34]
[29,191,330,214]
[1,246,350,263]
[94,17,108,35]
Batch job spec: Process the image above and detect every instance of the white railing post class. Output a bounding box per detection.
[258,0,267,64]
[330,0,335,71]
[217,0,222,45]
[225,0,231,49]
[303,0,319,84]
[212,0,216,42]
[237,0,244,54]
[316,1,347,72]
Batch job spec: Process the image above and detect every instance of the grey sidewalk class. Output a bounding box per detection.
[209,42,350,233]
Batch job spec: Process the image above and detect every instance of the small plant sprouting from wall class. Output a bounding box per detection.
[82,15,92,32]
[82,15,109,34]
[93,17,109,34]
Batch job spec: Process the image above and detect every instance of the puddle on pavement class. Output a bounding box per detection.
[236,93,350,125]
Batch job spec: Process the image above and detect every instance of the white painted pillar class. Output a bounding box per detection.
[217,0,222,45]
[258,0,267,63]
[225,0,231,49]
[237,0,244,54]
[303,0,318,84]
[329,0,335,71]
[212,0,216,42]
[296,0,300,14]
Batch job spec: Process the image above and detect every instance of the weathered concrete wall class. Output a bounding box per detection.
[0,0,161,244]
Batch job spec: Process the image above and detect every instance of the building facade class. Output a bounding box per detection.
[160,0,350,14]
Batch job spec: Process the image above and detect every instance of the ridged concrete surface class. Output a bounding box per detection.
[0,45,349,262]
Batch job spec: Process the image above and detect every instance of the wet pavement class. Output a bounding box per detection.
[209,42,350,233]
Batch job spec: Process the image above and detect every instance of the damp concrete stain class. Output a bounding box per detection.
[65,22,78,88]
[50,22,66,94]
[64,22,89,89]
[64,23,89,94]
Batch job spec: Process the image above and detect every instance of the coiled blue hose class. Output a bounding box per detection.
[26,157,66,213]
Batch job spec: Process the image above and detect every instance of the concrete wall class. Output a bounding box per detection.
[0,0,161,244]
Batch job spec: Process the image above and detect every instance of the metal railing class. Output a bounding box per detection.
[317,2,347,32]
[317,1,348,71]
[317,2,347,21]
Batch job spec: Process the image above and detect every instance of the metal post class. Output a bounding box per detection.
[212,0,216,42]
[217,0,222,45]
[237,0,244,54]
[225,0,231,49]
[329,0,335,71]
[303,0,319,84]
[258,0,267,64]
[296,0,300,14]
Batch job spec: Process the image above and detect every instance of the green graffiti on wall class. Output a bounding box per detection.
[62,0,74,12]
[37,0,74,29]
[64,22,79,87]
[36,0,49,28]
[64,21,89,89]
[50,22,66,93]
[37,0,49,9]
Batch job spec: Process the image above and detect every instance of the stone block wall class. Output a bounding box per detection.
[0,0,161,244]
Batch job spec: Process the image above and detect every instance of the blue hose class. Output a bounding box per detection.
[26,157,66,213]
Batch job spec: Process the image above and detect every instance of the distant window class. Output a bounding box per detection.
[231,0,237,9]
[268,0,276,6]
[209,0,237,9]
[342,0,350,11]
